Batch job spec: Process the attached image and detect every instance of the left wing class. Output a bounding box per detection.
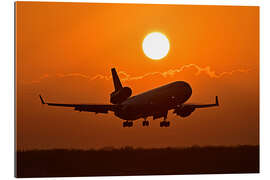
[39,95,119,114]
[184,96,219,108]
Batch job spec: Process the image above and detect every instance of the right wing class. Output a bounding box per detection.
[183,96,219,109]
[39,95,119,114]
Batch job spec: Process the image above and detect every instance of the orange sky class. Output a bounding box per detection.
[16,2,259,150]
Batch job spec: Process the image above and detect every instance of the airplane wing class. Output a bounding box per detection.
[39,95,119,114]
[183,96,219,108]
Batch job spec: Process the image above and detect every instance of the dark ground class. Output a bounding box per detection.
[16,145,259,178]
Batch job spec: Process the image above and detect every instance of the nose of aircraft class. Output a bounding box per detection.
[184,82,192,97]
[174,81,192,99]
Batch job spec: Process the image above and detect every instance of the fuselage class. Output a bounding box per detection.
[114,81,192,120]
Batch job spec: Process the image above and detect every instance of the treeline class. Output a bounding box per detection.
[16,145,259,178]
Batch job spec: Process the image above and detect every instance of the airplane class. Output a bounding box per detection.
[39,68,219,128]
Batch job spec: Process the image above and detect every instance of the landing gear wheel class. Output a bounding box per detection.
[128,121,133,127]
[123,121,133,127]
[160,121,170,127]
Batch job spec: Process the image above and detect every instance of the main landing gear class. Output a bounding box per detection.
[160,121,170,127]
[160,116,170,127]
[142,117,149,127]
[123,121,133,127]
[142,120,149,127]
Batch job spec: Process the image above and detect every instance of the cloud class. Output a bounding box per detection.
[25,73,90,84]
[91,64,250,81]
[25,64,250,84]
[56,73,90,79]
[28,74,50,84]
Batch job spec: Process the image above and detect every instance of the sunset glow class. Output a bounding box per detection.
[16,2,259,150]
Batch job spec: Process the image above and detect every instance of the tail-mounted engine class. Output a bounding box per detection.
[110,68,132,104]
[110,87,132,104]
[173,106,195,117]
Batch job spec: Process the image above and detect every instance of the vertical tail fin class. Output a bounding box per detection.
[111,68,123,91]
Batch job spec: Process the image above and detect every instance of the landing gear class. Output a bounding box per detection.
[142,117,149,127]
[160,115,170,127]
[142,120,149,127]
[160,121,170,127]
[123,121,133,127]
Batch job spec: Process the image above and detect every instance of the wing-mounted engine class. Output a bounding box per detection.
[110,86,132,104]
[173,105,195,117]
[173,96,219,117]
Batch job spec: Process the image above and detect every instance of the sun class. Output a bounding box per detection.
[142,32,170,60]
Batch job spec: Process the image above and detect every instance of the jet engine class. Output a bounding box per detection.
[173,106,195,117]
[110,87,132,104]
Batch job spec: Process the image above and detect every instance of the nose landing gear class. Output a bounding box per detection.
[123,121,133,127]
[142,120,149,127]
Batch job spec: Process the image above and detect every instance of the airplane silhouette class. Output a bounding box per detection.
[39,68,219,127]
